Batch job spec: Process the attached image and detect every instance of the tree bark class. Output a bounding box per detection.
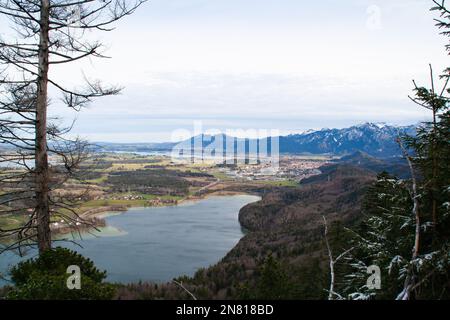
[35,0,51,254]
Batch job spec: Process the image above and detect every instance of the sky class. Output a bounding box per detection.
[2,0,449,142]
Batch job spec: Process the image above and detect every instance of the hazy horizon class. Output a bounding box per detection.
[90,121,417,144]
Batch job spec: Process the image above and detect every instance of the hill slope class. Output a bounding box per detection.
[116,164,377,299]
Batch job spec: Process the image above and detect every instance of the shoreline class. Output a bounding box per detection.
[0,192,262,289]
[0,191,261,243]
[56,191,261,237]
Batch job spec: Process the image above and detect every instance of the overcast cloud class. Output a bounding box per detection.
[2,0,448,142]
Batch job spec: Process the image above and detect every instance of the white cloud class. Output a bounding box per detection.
[2,0,447,142]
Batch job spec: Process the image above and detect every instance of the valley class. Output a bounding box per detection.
[114,159,380,299]
[0,151,331,241]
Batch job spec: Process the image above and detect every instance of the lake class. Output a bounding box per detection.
[0,194,260,286]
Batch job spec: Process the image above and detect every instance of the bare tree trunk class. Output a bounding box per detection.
[0,0,145,255]
[322,216,354,300]
[173,280,197,300]
[397,139,421,300]
[35,0,51,253]
[323,216,335,300]
[405,150,420,260]
[431,107,437,230]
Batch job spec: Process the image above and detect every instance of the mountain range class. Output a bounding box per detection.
[278,122,416,157]
[94,122,417,158]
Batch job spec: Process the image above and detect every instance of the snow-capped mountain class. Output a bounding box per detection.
[279,122,417,157]
[95,123,417,158]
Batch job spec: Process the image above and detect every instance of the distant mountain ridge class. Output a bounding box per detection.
[94,122,417,158]
[278,122,416,157]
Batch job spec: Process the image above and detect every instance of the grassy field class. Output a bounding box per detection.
[85,174,109,184]
[0,214,28,230]
[83,194,183,208]
[252,179,299,187]
[210,171,234,181]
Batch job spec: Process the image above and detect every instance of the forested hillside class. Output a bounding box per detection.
[115,164,376,299]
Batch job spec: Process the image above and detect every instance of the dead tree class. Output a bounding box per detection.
[172,280,197,300]
[322,216,354,300]
[395,139,421,300]
[0,0,146,254]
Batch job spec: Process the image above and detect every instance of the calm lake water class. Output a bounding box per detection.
[0,195,260,286]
